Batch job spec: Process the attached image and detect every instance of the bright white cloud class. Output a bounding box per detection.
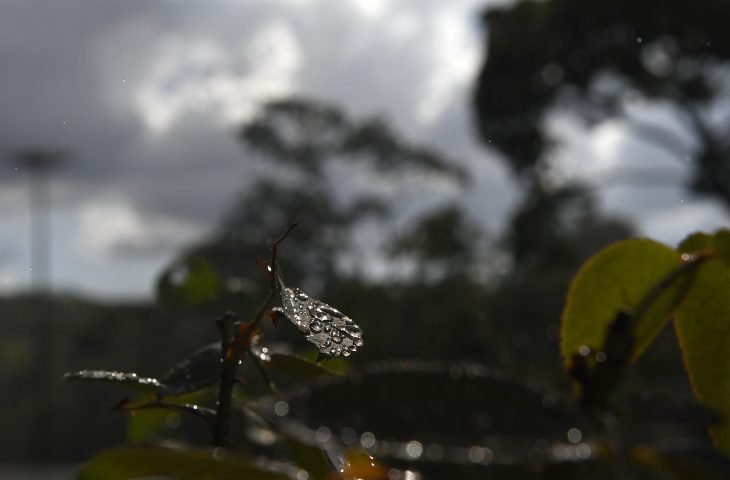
[414,7,480,125]
[76,200,206,259]
[134,21,301,133]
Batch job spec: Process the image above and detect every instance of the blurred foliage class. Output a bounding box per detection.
[475,0,730,206]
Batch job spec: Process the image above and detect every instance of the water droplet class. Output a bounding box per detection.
[567,427,582,444]
[274,400,290,417]
[468,446,489,463]
[324,324,332,333]
[330,346,341,356]
[212,446,226,460]
[343,350,352,357]
[310,321,323,333]
[315,426,331,443]
[360,431,376,448]
[165,413,181,429]
[340,427,357,445]
[324,338,332,347]
[297,291,309,301]
[344,325,363,337]
[322,305,342,317]
[542,394,557,408]
[354,338,364,347]
[331,334,343,344]
[426,443,443,460]
[405,440,423,459]
[575,443,592,459]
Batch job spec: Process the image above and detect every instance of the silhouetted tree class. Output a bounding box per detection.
[475,0,730,206]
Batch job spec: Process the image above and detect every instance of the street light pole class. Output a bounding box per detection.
[11,149,67,460]
[13,149,66,292]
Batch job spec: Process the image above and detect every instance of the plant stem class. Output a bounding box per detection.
[213,311,238,447]
[211,223,297,446]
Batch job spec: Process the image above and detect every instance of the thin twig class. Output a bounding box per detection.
[249,222,299,334]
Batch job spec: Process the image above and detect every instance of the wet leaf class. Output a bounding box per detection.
[125,390,212,443]
[64,370,165,393]
[279,288,363,358]
[162,342,222,396]
[77,446,292,480]
[561,239,685,367]
[268,353,341,380]
[675,258,730,455]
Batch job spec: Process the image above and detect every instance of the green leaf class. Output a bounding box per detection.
[64,370,165,393]
[712,229,730,267]
[126,390,213,443]
[162,342,222,396]
[561,239,684,367]
[675,258,730,455]
[268,353,340,380]
[126,408,169,444]
[77,446,291,480]
[678,231,714,254]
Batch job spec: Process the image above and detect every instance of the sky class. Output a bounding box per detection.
[1,0,728,300]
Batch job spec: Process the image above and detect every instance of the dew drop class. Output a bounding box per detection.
[567,427,582,444]
[274,400,290,416]
[405,440,423,459]
[310,321,323,333]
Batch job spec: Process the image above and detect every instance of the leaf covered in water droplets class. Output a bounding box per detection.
[64,370,166,393]
[279,287,363,358]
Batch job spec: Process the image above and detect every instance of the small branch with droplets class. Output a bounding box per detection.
[212,223,298,447]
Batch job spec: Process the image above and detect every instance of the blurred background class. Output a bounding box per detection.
[2,0,730,474]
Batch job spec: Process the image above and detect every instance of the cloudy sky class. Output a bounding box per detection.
[1,0,728,299]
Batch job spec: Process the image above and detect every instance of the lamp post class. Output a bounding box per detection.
[11,148,67,460]
[12,149,67,292]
